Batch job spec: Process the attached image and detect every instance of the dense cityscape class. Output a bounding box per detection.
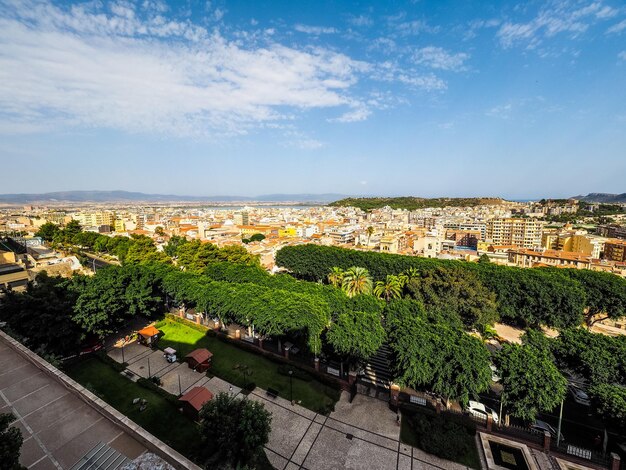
[1,0,626,469]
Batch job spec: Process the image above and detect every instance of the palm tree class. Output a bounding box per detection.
[373,275,403,302]
[341,266,373,297]
[327,267,344,288]
[366,226,375,246]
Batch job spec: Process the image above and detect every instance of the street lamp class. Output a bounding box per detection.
[289,370,293,405]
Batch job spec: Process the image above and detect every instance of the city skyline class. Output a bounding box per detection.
[1,0,625,198]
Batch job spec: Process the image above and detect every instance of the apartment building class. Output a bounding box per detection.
[508,248,591,269]
[541,230,606,259]
[604,239,626,262]
[75,211,116,227]
[486,218,544,248]
[597,224,626,240]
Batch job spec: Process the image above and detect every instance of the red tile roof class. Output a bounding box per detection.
[185,348,213,364]
[179,386,213,411]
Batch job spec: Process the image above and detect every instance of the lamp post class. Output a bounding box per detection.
[289,370,293,405]
[556,399,564,447]
[121,343,125,364]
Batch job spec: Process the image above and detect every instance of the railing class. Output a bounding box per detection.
[551,441,609,468]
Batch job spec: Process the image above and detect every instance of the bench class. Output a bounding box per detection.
[266,388,279,399]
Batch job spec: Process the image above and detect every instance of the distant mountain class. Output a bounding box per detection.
[572,193,626,203]
[0,190,348,204]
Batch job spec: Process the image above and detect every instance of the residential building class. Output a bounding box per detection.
[508,248,592,269]
[486,218,544,248]
[604,239,626,262]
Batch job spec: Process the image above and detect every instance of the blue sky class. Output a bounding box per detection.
[0,0,625,199]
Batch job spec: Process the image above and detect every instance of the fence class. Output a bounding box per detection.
[551,441,610,468]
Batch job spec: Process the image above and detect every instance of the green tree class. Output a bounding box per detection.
[406,266,498,329]
[495,343,567,422]
[386,299,491,405]
[0,413,25,470]
[341,266,373,298]
[0,272,82,355]
[478,253,491,264]
[164,235,188,258]
[373,275,403,302]
[588,383,626,425]
[198,393,271,468]
[34,222,60,242]
[327,310,385,362]
[154,226,165,236]
[327,267,344,288]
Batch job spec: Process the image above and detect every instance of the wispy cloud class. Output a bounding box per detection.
[619,51,626,61]
[486,103,513,119]
[497,1,619,49]
[0,0,382,136]
[412,46,469,72]
[294,24,337,35]
[348,15,372,27]
[607,19,626,34]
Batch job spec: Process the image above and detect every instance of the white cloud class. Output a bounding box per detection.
[607,19,626,34]
[328,103,372,123]
[349,15,372,27]
[0,0,374,137]
[294,24,337,35]
[619,51,626,61]
[413,46,469,71]
[486,103,513,119]
[497,1,619,49]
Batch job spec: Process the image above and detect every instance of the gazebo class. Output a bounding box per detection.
[137,326,160,346]
[178,386,213,420]
[185,348,213,372]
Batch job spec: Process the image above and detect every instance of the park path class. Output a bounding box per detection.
[107,339,475,470]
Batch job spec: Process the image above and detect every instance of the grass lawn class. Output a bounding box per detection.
[66,357,202,459]
[154,317,340,414]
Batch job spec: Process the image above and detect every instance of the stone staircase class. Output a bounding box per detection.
[359,343,392,391]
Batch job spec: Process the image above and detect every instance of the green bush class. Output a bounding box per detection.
[404,411,476,462]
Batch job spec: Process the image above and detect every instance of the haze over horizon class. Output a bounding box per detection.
[1,0,625,198]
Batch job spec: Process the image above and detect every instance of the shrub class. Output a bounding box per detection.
[405,411,476,461]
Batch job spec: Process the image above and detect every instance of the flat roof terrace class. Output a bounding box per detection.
[0,331,199,470]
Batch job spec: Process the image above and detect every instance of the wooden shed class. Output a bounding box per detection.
[185,348,213,372]
[178,386,213,420]
[137,326,160,346]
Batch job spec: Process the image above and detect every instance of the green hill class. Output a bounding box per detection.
[328,196,506,211]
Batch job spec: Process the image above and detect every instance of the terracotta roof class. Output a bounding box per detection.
[185,348,213,364]
[137,326,160,337]
[179,386,213,411]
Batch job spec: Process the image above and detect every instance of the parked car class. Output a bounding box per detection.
[530,419,564,442]
[467,400,499,424]
[489,364,501,382]
[568,384,591,406]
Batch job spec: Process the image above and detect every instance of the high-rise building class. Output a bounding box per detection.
[486,218,544,248]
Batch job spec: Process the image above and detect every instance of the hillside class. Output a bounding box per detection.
[328,196,506,211]
[573,193,626,204]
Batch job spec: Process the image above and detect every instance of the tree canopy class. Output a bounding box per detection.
[198,393,271,469]
[0,413,25,470]
[326,310,385,361]
[495,342,567,422]
[386,299,491,405]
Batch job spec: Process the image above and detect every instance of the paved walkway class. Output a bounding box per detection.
[107,339,474,470]
[250,391,472,470]
[0,335,147,470]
